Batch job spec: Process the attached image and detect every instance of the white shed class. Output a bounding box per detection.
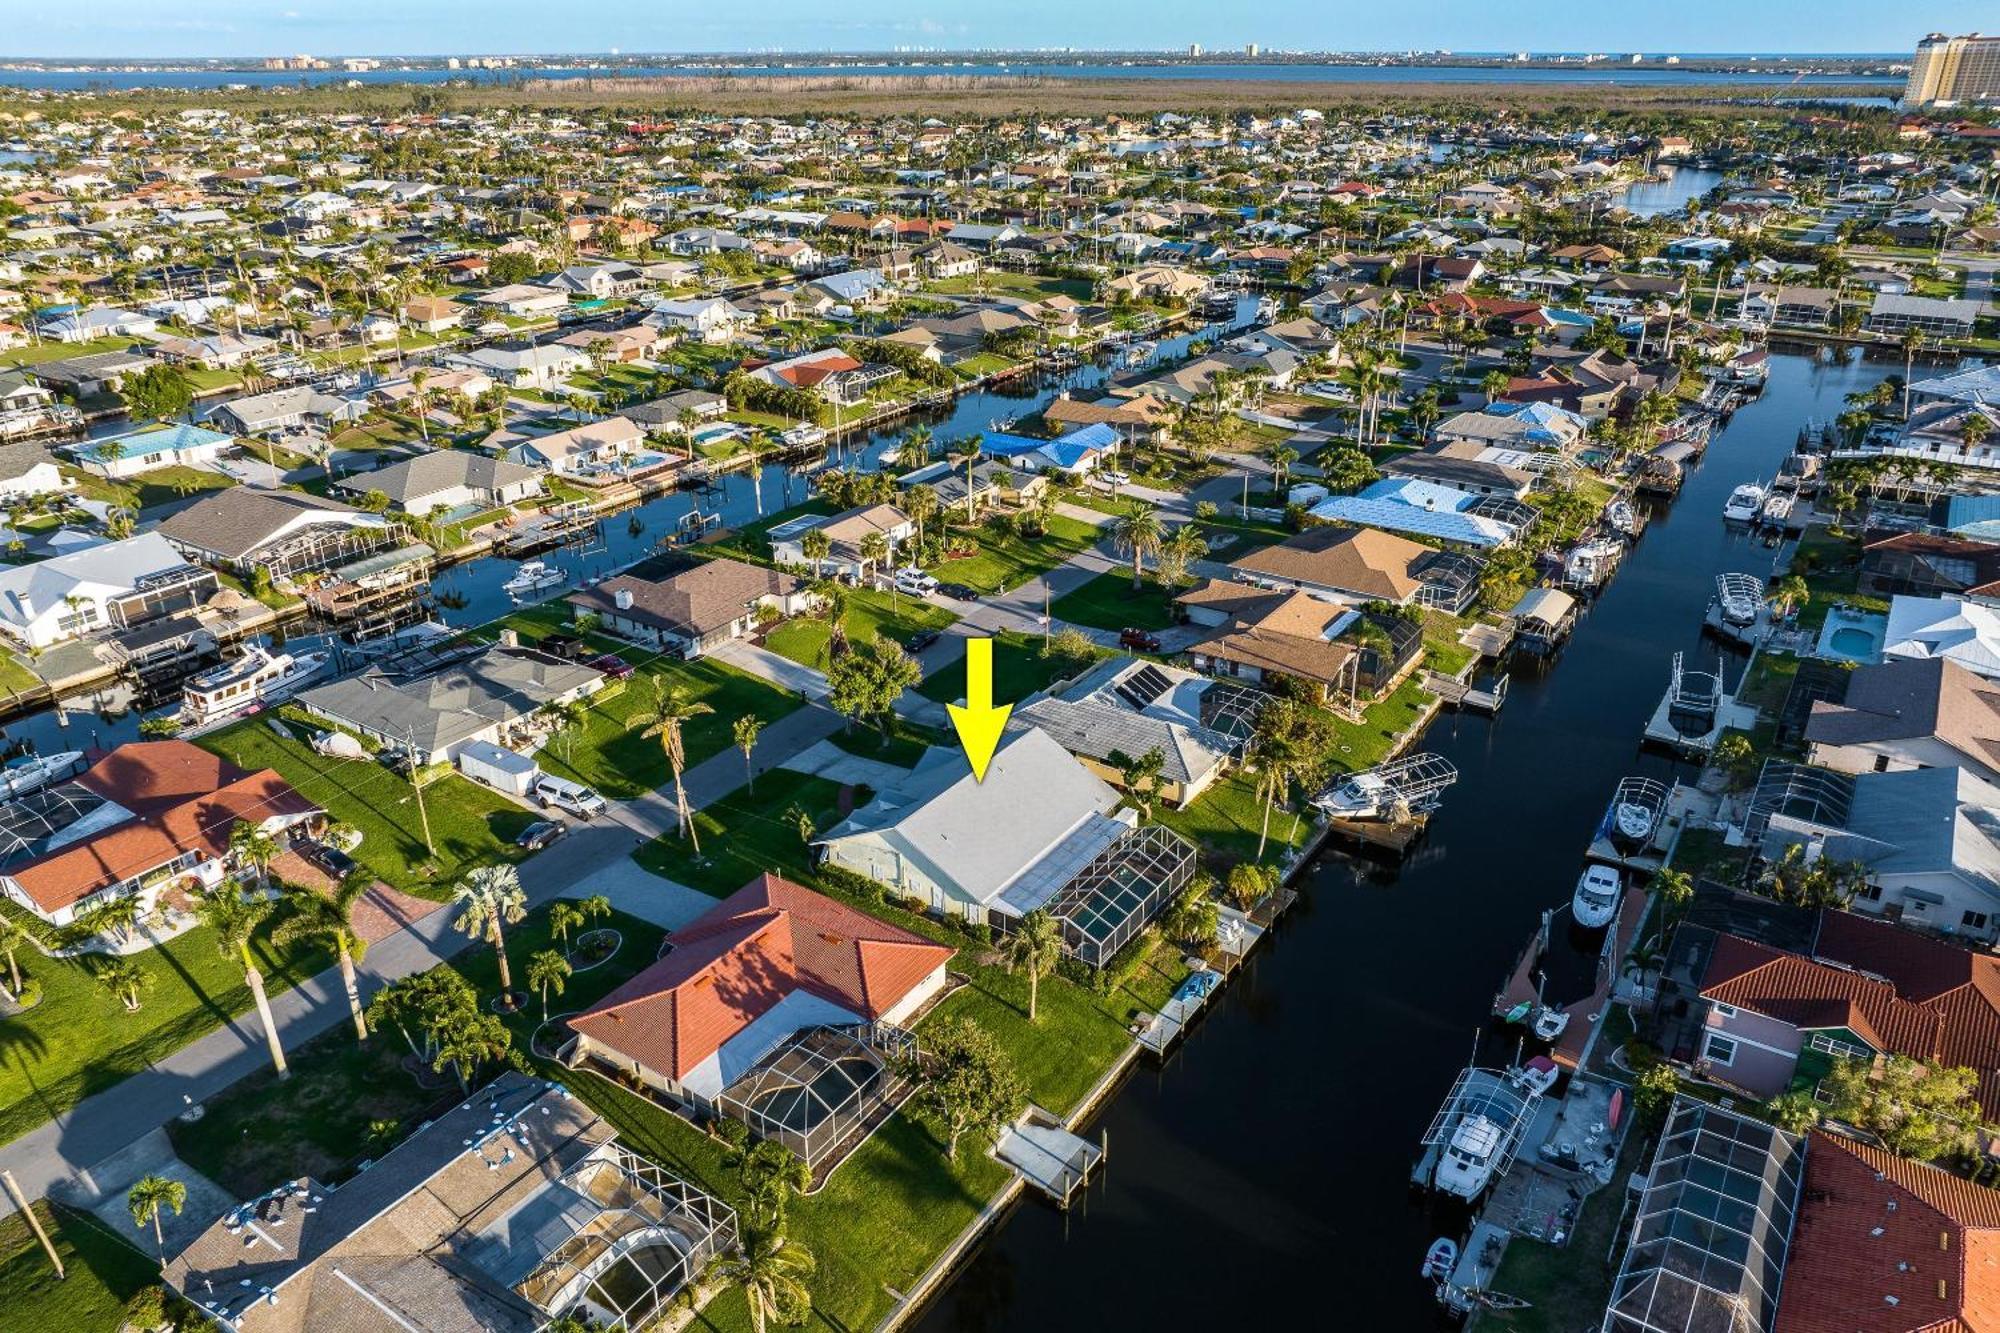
[457,739,542,798]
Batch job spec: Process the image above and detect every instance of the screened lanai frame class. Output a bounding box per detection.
[518,1147,738,1331]
[1602,1098,1806,1333]
[1743,760,1856,846]
[1031,824,1197,967]
[717,1024,917,1172]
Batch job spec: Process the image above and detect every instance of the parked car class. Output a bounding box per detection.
[1098,469,1132,487]
[936,582,980,601]
[297,840,359,879]
[893,567,939,596]
[534,773,608,819]
[1120,627,1163,652]
[515,820,567,851]
[590,652,634,679]
[906,628,942,653]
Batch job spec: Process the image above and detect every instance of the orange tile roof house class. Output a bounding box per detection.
[0,740,320,927]
[565,874,952,1171]
[1776,1130,2000,1333]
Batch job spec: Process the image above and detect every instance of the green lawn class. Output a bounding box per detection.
[1050,569,1180,632]
[706,498,835,565]
[1422,611,1480,679]
[915,630,1104,705]
[171,902,661,1199]
[1332,674,1436,771]
[534,657,805,801]
[0,915,333,1148]
[924,271,1092,301]
[926,512,1103,595]
[1482,1129,1650,1333]
[763,587,957,670]
[200,719,536,897]
[1153,768,1313,868]
[0,1203,159,1332]
[66,463,231,513]
[633,768,851,897]
[824,715,947,768]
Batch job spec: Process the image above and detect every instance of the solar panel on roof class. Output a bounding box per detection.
[1115,664,1174,711]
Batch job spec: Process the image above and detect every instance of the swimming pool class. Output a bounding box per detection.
[1813,609,1887,664]
[690,423,744,447]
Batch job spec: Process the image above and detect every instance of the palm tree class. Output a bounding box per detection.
[719,1230,816,1333]
[1651,867,1695,921]
[95,956,149,1012]
[904,482,939,545]
[1766,574,1811,624]
[1111,502,1166,591]
[275,871,374,1042]
[1269,443,1299,495]
[1481,369,1511,405]
[858,529,890,585]
[228,820,281,890]
[549,901,585,950]
[639,685,716,851]
[526,949,572,1022]
[196,887,288,1078]
[999,909,1063,1023]
[1622,935,1667,1004]
[127,1175,186,1258]
[799,528,832,580]
[952,434,984,513]
[1901,327,1928,420]
[453,865,528,1004]
[733,714,765,793]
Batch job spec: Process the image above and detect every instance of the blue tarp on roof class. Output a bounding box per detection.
[78,421,232,462]
[1053,422,1120,452]
[978,432,1055,459]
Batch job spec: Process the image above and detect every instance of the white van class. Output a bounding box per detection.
[534,773,607,819]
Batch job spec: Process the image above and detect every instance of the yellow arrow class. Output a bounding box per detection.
[946,636,1011,782]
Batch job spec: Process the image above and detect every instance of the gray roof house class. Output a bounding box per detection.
[1805,657,2000,785]
[1752,762,2000,943]
[815,728,1195,964]
[334,449,544,518]
[565,554,814,657]
[157,487,396,578]
[164,1073,736,1333]
[1014,657,1247,808]
[207,385,368,437]
[298,643,603,765]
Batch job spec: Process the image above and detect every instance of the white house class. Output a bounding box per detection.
[0,532,218,649]
[446,343,588,391]
[71,422,234,479]
[648,297,750,344]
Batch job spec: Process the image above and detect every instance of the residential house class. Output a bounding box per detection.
[1868,293,1981,337]
[72,421,233,478]
[1882,594,2000,680]
[297,643,603,766]
[334,449,543,517]
[472,283,569,318]
[398,294,464,333]
[1858,531,2000,600]
[0,740,317,928]
[157,487,396,580]
[0,532,218,649]
[566,554,813,656]
[1308,478,1532,549]
[566,874,951,1166]
[446,343,588,391]
[649,296,750,343]
[1175,580,1361,702]
[1805,657,2000,784]
[0,442,70,501]
[506,416,650,477]
[769,503,913,581]
[1014,657,1245,808]
[207,384,367,437]
[815,729,1196,963]
[166,1072,736,1333]
[1227,524,1482,612]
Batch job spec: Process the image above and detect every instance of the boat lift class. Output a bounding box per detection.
[1410,1066,1547,1194]
[1313,752,1460,822]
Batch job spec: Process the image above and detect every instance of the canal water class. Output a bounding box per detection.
[913,344,1921,1331]
[0,301,1254,755]
[1617,166,1724,219]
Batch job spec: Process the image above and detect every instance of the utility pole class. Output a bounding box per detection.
[2,1171,61,1279]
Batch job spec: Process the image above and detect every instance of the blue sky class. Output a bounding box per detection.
[19,1,1987,59]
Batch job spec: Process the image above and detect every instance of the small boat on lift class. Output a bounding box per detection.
[1313,753,1459,821]
[0,750,85,801]
[1605,499,1638,535]
[1602,776,1669,853]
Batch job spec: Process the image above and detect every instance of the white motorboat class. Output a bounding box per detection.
[503,560,566,597]
[1758,490,1795,529]
[1604,775,1667,853]
[1434,1115,1505,1199]
[1564,539,1620,588]
[181,645,331,725]
[1317,770,1395,819]
[1605,499,1638,535]
[1312,753,1459,822]
[1515,1056,1561,1097]
[1531,1006,1571,1041]
[781,423,827,448]
[1712,572,1764,630]
[1722,482,1765,522]
[1572,864,1623,930]
[0,750,85,801]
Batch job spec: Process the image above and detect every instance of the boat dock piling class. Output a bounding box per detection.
[1423,670,1509,715]
[992,1104,1106,1210]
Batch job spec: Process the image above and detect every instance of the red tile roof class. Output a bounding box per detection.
[10,741,318,914]
[1702,919,2000,1118]
[569,874,952,1082]
[1776,1130,2000,1333]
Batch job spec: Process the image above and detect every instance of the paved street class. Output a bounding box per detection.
[0,458,1261,1224]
